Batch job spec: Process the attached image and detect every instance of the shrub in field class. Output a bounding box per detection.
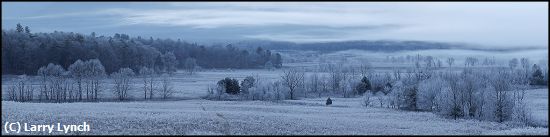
[362,92,372,107]
[218,77,240,95]
[326,97,332,106]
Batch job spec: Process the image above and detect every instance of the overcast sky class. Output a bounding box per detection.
[2,2,548,48]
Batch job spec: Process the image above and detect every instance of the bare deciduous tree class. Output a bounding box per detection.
[112,68,134,101]
[69,59,86,101]
[87,59,106,100]
[447,57,455,69]
[184,57,197,75]
[281,68,304,100]
[139,66,155,99]
[160,74,175,99]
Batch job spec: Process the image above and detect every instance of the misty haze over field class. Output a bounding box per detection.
[1,2,548,135]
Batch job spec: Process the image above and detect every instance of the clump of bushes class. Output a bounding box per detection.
[217,77,241,94]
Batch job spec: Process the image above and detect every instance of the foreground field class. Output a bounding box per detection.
[2,89,547,135]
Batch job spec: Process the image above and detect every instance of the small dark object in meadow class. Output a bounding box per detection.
[326,97,332,106]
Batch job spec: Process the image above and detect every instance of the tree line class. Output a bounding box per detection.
[205,57,547,126]
[6,58,178,102]
[2,23,283,75]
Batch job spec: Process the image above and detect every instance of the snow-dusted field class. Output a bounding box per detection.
[2,88,547,135]
[1,49,548,135]
[525,88,549,126]
[1,69,285,100]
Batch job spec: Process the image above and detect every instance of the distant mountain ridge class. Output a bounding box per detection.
[231,40,545,53]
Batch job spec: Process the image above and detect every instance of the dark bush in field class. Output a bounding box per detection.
[218,77,241,94]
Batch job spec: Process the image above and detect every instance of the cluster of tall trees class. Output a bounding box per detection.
[6,58,179,102]
[68,59,106,101]
[2,24,283,75]
[508,58,547,86]
[385,67,536,124]
[6,75,34,102]
[6,59,106,102]
[362,60,544,125]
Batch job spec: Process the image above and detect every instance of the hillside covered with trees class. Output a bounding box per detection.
[2,24,283,75]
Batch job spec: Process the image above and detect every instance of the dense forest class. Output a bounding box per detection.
[2,24,283,75]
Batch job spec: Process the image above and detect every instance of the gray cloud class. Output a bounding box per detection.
[2,2,547,48]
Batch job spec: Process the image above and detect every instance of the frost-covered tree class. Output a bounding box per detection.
[70,59,105,101]
[112,68,134,101]
[240,76,255,94]
[359,62,373,77]
[519,58,531,84]
[402,85,418,111]
[489,70,514,122]
[273,53,283,68]
[509,58,519,70]
[362,91,373,107]
[417,76,448,111]
[520,58,530,70]
[465,57,479,67]
[328,64,344,96]
[184,57,197,75]
[69,60,86,101]
[139,66,155,99]
[281,68,305,100]
[388,80,404,109]
[7,84,17,101]
[163,52,177,75]
[446,57,455,69]
[432,73,464,119]
[458,69,486,118]
[160,74,174,99]
[424,56,434,68]
[9,75,35,102]
[264,61,274,70]
[86,59,106,100]
[307,72,322,97]
[37,63,66,102]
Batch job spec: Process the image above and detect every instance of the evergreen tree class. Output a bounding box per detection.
[355,76,372,95]
[218,77,241,94]
[16,23,23,33]
[530,64,546,85]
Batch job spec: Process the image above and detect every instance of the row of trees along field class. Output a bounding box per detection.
[5,59,177,102]
[2,24,283,75]
[207,58,547,126]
